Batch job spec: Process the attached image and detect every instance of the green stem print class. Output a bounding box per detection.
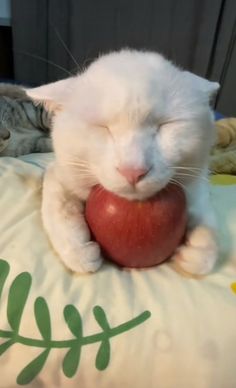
[0,259,151,385]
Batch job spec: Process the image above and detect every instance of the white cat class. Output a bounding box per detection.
[26,49,220,275]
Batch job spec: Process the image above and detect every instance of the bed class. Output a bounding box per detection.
[0,150,236,387]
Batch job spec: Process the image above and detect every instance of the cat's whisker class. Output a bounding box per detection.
[94,187,105,198]
[65,164,91,172]
[70,171,95,180]
[64,160,91,170]
[175,172,209,182]
[68,169,92,177]
[169,166,211,181]
[165,181,185,202]
[52,26,81,71]
[62,166,92,175]
[13,49,74,77]
[169,178,187,192]
[171,166,203,171]
[69,165,97,179]
[67,166,93,176]
[94,183,107,194]
[170,166,207,176]
[64,157,90,165]
[208,165,220,175]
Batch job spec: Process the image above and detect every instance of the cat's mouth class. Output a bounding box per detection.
[111,178,171,201]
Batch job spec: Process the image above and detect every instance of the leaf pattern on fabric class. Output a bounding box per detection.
[17,349,50,385]
[0,259,151,385]
[7,272,31,332]
[34,297,51,341]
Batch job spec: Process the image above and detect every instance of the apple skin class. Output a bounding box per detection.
[85,184,187,268]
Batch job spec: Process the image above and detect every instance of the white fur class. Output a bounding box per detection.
[27,49,220,275]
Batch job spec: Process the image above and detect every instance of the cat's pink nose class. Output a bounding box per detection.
[117,166,149,185]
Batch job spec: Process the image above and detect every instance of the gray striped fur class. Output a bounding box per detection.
[0,83,53,156]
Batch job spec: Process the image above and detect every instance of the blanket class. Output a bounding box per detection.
[0,154,236,387]
[210,118,236,175]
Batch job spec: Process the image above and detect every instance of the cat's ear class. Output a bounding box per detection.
[182,71,220,99]
[25,78,73,112]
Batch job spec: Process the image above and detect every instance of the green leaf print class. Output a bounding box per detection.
[0,260,151,385]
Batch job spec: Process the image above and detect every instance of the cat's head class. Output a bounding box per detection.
[26,49,219,200]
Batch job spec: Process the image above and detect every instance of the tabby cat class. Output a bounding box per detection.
[0,83,52,156]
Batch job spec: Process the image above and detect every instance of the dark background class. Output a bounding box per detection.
[0,0,235,116]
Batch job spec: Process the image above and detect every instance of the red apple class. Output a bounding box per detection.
[85,184,187,268]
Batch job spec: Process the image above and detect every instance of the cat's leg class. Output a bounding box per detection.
[0,127,10,153]
[35,136,53,153]
[42,164,103,273]
[172,178,219,275]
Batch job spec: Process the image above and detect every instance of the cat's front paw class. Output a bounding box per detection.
[172,226,218,275]
[63,241,103,274]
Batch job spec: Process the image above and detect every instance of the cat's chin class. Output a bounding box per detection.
[118,192,156,201]
[106,181,170,201]
[118,190,160,201]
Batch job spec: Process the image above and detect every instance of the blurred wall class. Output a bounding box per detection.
[11,0,236,115]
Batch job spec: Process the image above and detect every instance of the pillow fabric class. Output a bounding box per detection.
[0,154,235,388]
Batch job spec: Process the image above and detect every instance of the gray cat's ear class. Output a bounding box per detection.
[182,71,220,98]
[25,78,73,112]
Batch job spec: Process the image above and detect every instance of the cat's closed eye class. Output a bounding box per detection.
[159,121,176,128]
[100,125,110,131]
[90,123,109,132]
[158,119,188,129]
[153,119,174,130]
[144,113,171,129]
